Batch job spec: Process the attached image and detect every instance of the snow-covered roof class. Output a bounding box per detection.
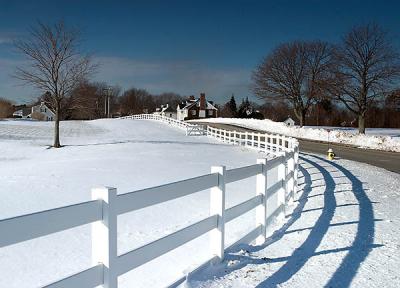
[161,105,175,113]
[177,99,217,110]
[32,102,55,115]
[12,108,31,117]
[284,117,295,123]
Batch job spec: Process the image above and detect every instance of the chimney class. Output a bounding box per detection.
[200,93,206,110]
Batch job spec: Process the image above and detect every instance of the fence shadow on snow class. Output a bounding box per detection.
[188,154,381,288]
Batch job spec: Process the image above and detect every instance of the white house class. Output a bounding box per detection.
[283,117,295,126]
[31,102,55,121]
[12,107,31,119]
[161,104,177,119]
[176,93,218,121]
[153,104,177,119]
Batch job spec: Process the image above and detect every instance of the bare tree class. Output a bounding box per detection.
[332,23,400,133]
[252,41,335,126]
[14,21,96,147]
[0,98,14,118]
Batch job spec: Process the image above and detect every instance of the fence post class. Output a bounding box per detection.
[284,151,290,214]
[277,152,287,218]
[256,158,268,245]
[294,144,299,195]
[289,152,295,204]
[210,165,226,263]
[91,186,118,288]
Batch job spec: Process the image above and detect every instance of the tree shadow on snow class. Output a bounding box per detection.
[253,155,338,287]
[313,154,377,288]
[255,154,378,288]
[188,154,379,288]
[188,158,316,284]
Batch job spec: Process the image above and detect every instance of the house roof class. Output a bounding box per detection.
[283,117,295,123]
[162,105,175,113]
[33,103,55,115]
[177,99,217,110]
[13,107,31,117]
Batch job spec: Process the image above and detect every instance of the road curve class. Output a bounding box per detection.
[196,122,400,174]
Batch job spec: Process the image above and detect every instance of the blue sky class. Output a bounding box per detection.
[0,0,399,104]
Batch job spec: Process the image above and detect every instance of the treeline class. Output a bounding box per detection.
[252,23,400,133]
[219,92,400,128]
[0,98,14,118]
[47,82,184,120]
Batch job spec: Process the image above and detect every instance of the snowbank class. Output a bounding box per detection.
[191,118,400,152]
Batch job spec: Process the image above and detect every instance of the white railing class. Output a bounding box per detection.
[207,126,297,156]
[1,116,300,288]
[121,114,206,135]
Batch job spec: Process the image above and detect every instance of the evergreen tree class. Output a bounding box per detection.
[238,97,251,118]
[228,94,237,117]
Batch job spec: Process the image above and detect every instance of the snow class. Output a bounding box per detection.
[0,118,399,288]
[191,118,400,152]
[0,118,273,287]
[187,153,400,288]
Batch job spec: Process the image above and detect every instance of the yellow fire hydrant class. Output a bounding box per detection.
[327,148,335,160]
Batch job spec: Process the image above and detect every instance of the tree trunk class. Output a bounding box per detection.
[53,103,61,148]
[358,114,366,134]
[299,110,306,127]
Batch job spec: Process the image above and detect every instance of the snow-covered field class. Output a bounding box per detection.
[191,118,400,152]
[0,119,399,288]
[0,119,272,288]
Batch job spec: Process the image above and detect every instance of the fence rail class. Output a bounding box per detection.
[121,114,206,135]
[1,114,300,288]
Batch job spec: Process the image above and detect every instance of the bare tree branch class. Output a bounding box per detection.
[332,23,400,133]
[252,41,335,126]
[14,20,96,147]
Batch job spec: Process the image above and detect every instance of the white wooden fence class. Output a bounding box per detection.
[0,115,299,288]
[121,114,206,135]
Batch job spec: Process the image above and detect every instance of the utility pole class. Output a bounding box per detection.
[103,87,112,118]
[104,92,107,117]
[107,94,110,118]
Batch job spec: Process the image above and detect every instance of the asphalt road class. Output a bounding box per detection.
[196,122,400,174]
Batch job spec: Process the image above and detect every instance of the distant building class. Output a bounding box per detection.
[12,102,55,121]
[153,104,177,119]
[176,93,218,121]
[13,107,31,119]
[161,104,177,119]
[31,102,55,121]
[283,117,295,126]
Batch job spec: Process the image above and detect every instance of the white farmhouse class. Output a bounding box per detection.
[31,102,55,121]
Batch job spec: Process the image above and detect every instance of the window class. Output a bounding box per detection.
[191,110,196,116]
[208,110,213,116]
